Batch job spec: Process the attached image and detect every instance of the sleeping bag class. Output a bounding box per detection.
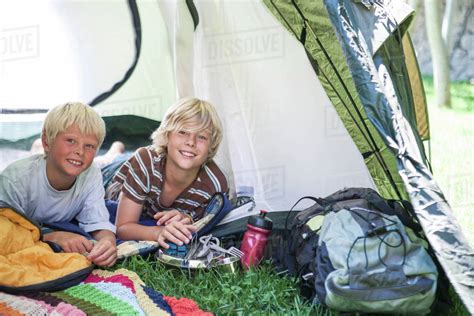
[0,202,94,294]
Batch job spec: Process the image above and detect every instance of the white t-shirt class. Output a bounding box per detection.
[0,154,115,233]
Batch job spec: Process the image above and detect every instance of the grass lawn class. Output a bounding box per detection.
[423,77,474,246]
[117,78,472,315]
[117,256,328,315]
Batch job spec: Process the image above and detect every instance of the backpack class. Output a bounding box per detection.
[316,202,437,313]
[269,196,325,299]
[271,188,438,314]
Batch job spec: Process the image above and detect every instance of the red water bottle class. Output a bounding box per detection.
[240,210,273,269]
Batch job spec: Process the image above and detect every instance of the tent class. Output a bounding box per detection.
[0,0,472,312]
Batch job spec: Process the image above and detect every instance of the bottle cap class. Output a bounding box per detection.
[248,210,273,230]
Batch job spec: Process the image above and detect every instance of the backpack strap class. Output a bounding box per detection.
[360,190,397,215]
[286,196,326,230]
[290,196,326,210]
[347,190,423,233]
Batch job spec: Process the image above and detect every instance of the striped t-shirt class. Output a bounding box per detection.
[106,146,228,221]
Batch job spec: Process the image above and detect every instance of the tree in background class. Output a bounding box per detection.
[409,0,455,108]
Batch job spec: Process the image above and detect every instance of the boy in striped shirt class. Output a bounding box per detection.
[106,98,228,248]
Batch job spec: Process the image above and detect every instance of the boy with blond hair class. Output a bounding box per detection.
[106,97,228,248]
[0,102,117,267]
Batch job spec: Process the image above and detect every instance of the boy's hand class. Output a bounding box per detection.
[87,238,117,267]
[43,231,94,254]
[154,210,192,225]
[89,230,117,267]
[156,221,197,249]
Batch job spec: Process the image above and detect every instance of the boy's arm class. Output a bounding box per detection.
[43,231,94,254]
[116,195,196,247]
[116,194,161,241]
[71,166,117,267]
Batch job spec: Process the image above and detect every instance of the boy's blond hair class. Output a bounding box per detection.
[151,97,223,160]
[42,102,106,148]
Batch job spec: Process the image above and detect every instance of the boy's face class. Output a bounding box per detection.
[166,122,211,174]
[42,124,99,190]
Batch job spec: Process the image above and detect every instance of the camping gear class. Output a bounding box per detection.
[194,235,244,259]
[316,205,437,314]
[269,196,324,299]
[240,210,273,269]
[114,193,232,260]
[0,202,94,294]
[160,192,232,257]
[156,234,243,271]
[1,0,472,312]
[269,188,438,313]
[193,192,233,237]
[235,185,255,207]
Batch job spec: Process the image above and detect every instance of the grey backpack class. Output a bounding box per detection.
[315,196,438,314]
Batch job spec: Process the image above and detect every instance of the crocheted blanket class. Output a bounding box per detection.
[0,268,211,316]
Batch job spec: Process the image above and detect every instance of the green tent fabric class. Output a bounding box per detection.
[263,0,472,311]
[263,0,425,201]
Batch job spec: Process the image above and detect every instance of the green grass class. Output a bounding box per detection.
[423,77,474,246]
[423,76,474,111]
[116,255,330,315]
[114,78,472,315]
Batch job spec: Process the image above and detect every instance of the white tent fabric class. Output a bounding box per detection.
[93,1,176,120]
[177,1,376,212]
[0,1,176,170]
[0,1,134,110]
[1,0,376,212]
[0,1,175,141]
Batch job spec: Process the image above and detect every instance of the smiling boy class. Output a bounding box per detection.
[106,98,228,248]
[0,102,117,267]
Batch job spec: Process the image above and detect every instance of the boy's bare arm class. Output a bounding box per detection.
[89,230,117,267]
[43,231,94,254]
[116,195,196,247]
[116,195,160,240]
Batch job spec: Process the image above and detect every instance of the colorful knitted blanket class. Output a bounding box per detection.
[0,268,212,316]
